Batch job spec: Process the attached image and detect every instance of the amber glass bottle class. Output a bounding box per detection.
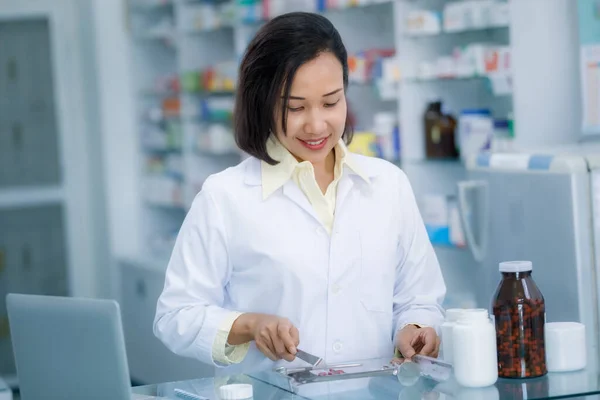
[425,101,458,159]
[492,261,547,379]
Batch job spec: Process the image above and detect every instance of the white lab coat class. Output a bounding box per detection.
[153,154,446,376]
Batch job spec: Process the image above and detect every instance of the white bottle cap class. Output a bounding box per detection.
[457,308,489,323]
[499,260,533,273]
[219,383,253,400]
[445,308,465,322]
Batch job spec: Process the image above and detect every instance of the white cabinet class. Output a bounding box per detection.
[0,0,110,303]
[0,19,61,188]
[0,205,68,376]
[120,261,214,384]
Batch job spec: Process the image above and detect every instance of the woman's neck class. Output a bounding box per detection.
[312,149,336,194]
[311,148,335,173]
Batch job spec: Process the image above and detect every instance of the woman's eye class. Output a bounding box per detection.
[287,106,303,112]
[324,100,340,108]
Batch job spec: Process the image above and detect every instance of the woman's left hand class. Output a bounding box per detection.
[395,324,440,360]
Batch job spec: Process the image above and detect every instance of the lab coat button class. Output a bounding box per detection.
[331,284,341,295]
[333,341,343,353]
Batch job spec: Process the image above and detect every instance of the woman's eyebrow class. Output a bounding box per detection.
[286,88,343,100]
[322,88,343,97]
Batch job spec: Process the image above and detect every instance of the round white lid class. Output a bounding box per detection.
[545,321,585,332]
[499,260,532,273]
[219,383,253,400]
[445,308,465,322]
[457,308,489,323]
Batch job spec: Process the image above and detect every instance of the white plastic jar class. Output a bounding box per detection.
[219,383,253,400]
[440,308,465,364]
[452,309,498,387]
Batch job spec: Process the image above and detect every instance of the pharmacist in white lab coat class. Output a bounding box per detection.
[154,12,446,375]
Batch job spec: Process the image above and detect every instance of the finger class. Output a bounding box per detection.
[431,336,441,358]
[268,325,288,360]
[290,325,300,348]
[411,335,424,354]
[411,332,427,354]
[271,334,289,361]
[418,329,438,356]
[278,323,297,357]
[397,334,416,360]
[256,338,278,361]
[260,330,278,359]
[410,334,418,346]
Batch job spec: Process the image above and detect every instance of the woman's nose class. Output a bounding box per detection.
[305,110,327,134]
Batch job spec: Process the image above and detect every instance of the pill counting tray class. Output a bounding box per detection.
[248,358,402,395]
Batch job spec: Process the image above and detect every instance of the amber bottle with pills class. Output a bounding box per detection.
[492,261,547,378]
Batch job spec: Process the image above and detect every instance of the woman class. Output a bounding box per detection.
[154,11,446,375]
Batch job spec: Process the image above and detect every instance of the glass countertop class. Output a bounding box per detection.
[133,360,600,400]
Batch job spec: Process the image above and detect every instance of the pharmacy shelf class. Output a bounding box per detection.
[143,199,185,210]
[182,91,236,96]
[406,24,509,38]
[322,0,393,13]
[396,0,513,161]
[130,0,173,10]
[118,254,170,274]
[403,75,491,83]
[139,89,180,97]
[134,31,176,41]
[142,147,183,154]
[180,26,235,35]
[401,73,512,97]
[0,186,64,209]
[433,243,467,251]
[394,0,515,312]
[401,159,464,169]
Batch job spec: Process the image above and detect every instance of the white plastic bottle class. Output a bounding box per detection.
[452,308,498,387]
[440,308,465,364]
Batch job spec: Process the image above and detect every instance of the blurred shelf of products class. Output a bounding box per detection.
[405,0,510,37]
[420,194,466,250]
[392,0,513,260]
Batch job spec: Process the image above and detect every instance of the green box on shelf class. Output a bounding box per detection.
[181,71,200,92]
[206,111,233,123]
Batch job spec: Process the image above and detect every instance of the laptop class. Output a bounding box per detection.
[6,293,159,400]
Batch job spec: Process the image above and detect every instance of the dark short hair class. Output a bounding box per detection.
[234,12,352,165]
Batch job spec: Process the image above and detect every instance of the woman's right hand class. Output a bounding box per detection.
[229,313,300,361]
[252,314,300,361]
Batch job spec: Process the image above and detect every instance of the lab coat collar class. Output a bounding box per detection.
[243,137,377,190]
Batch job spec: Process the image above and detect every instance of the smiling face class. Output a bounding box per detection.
[274,52,347,166]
